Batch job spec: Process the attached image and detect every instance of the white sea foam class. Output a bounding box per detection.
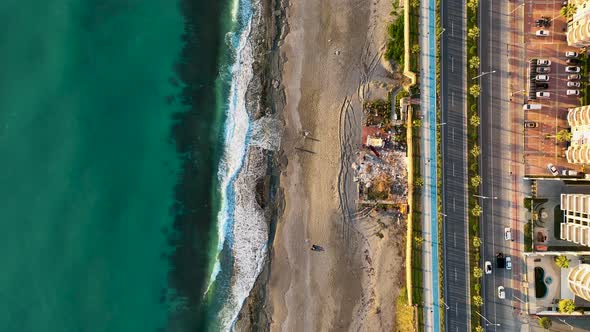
[206,0,278,329]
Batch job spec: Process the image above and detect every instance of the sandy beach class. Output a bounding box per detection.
[266,0,407,330]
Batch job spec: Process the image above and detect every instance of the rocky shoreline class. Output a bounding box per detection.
[233,0,288,330]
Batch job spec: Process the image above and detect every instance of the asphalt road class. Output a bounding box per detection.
[479,0,526,330]
[440,1,471,331]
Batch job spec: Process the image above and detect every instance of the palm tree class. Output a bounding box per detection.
[555,255,571,268]
[561,3,577,21]
[558,299,575,314]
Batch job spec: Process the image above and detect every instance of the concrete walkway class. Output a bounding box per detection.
[419,0,440,330]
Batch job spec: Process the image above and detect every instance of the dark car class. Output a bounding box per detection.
[535,18,550,27]
[567,58,582,65]
[535,82,549,89]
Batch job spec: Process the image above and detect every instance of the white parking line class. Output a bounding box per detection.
[453,196,456,211]
[451,56,454,72]
[453,162,456,176]
[451,91,454,106]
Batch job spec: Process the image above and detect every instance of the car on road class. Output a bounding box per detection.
[536,67,551,74]
[567,81,581,88]
[497,252,506,268]
[567,89,580,96]
[524,121,538,128]
[547,163,559,176]
[568,74,581,80]
[485,261,492,274]
[566,51,579,58]
[537,59,551,66]
[566,58,582,65]
[506,256,512,270]
[504,227,513,241]
[566,66,581,73]
[535,74,550,82]
[536,83,549,89]
[536,91,550,98]
[536,30,550,37]
[523,103,542,110]
[498,286,506,299]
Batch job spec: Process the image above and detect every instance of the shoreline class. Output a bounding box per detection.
[232,0,288,330]
[234,0,407,330]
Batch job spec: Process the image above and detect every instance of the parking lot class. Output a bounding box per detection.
[523,0,585,176]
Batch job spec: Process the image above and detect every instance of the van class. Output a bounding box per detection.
[523,104,542,110]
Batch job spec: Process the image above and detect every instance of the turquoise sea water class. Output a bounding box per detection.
[0,0,241,330]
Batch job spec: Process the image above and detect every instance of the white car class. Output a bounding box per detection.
[568,74,582,80]
[485,261,492,274]
[566,66,581,73]
[505,227,513,241]
[536,30,550,37]
[566,51,579,58]
[535,75,550,82]
[567,81,581,88]
[498,286,506,299]
[506,256,512,270]
[523,103,542,110]
[547,163,559,176]
[567,89,580,96]
[536,91,550,98]
[537,59,551,66]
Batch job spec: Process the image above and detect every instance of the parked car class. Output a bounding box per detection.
[523,104,542,110]
[536,82,549,89]
[567,89,580,96]
[536,91,550,98]
[566,51,579,58]
[497,252,506,268]
[566,66,581,73]
[505,227,513,241]
[547,163,559,176]
[567,81,581,88]
[498,286,506,299]
[535,74,550,82]
[537,59,551,66]
[536,30,550,37]
[536,18,550,27]
[568,74,582,80]
[567,58,582,65]
[524,121,538,128]
[506,256,512,270]
[485,261,492,274]
[536,67,551,73]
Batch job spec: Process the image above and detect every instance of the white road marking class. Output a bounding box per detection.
[453,197,456,211]
[451,56,454,72]
[453,162,456,176]
[451,91,454,106]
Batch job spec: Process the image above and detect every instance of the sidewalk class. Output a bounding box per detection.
[419,0,440,330]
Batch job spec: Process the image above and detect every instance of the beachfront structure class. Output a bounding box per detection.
[567,1,590,47]
[560,193,590,245]
[565,106,590,164]
[568,264,590,302]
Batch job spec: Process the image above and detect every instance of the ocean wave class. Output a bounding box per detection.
[206,0,275,330]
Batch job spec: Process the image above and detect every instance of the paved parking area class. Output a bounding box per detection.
[523,0,585,176]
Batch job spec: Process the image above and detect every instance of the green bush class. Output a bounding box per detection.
[385,14,404,66]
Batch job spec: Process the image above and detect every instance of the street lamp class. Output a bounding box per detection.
[437,122,447,126]
[476,311,500,327]
[440,299,450,310]
[472,70,497,80]
[473,194,498,200]
[558,318,574,330]
[510,89,526,96]
[510,3,524,14]
[437,28,446,38]
[512,294,526,304]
